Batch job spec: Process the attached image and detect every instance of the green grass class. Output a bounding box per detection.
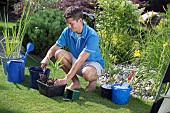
[0,55,152,113]
[0,21,16,28]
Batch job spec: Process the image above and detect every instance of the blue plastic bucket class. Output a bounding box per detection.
[28,66,50,89]
[111,84,132,105]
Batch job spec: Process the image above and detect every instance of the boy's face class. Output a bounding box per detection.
[66,18,82,33]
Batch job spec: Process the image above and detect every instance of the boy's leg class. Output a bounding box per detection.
[55,49,81,89]
[82,62,105,92]
[82,66,97,92]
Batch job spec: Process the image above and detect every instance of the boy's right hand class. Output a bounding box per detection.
[41,57,49,69]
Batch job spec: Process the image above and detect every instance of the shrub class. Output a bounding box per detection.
[96,0,143,66]
[56,0,97,13]
[133,5,170,95]
[12,0,60,15]
[24,9,66,58]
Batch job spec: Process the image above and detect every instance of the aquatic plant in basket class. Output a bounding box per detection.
[0,1,31,59]
[0,1,32,75]
[37,57,67,97]
[46,57,64,85]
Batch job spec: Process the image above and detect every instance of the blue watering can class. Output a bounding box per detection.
[6,42,34,83]
[23,42,34,63]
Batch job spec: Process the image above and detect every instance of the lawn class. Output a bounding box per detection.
[0,55,152,113]
[0,21,16,28]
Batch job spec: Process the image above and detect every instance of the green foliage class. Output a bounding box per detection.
[24,9,66,58]
[47,57,63,79]
[13,0,60,15]
[132,4,170,95]
[32,0,60,10]
[96,0,142,35]
[96,0,143,68]
[0,1,32,58]
[0,21,15,28]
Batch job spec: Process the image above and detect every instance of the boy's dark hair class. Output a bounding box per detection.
[63,6,83,21]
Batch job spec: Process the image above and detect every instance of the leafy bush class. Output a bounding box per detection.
[96,0,143,66]
[12,0,60,15]
[133,5,170,95]
[24,9,66,58]
[56,0,97,13]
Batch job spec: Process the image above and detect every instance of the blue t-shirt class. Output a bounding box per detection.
[56,22,105,68]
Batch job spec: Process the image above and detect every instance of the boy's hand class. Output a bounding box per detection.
[41,58,49,69]
[54,78,68,85]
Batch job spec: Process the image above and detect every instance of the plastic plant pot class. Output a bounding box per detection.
[37,79,67,97]
[28,66,50,89]
[100,84,112,100]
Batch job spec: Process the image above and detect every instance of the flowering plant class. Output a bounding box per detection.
[134,50,141,57]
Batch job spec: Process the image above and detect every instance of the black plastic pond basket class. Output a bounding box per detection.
[37,79,67,97]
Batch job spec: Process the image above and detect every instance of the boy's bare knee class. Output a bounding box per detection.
[82,67,97,81]
[55,49,64,59]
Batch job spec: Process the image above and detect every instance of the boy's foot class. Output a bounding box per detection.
[66,82,81,90]
[85,80,96,92]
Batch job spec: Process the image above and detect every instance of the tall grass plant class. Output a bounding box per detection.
[0,0,32,58]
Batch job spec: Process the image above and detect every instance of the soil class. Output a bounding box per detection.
[39,75,56,86]
[46,78,56,86]
[39,74,48,83]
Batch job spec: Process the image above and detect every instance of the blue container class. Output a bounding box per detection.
[6,59,25,83]
[29,66,50,89]
[111,84,132,105]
